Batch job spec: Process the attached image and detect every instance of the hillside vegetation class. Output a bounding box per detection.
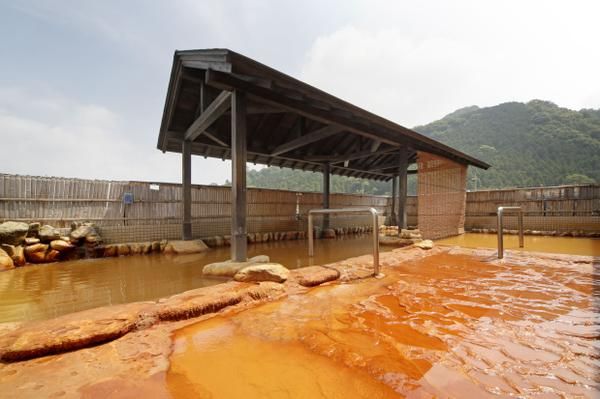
[415,100,600,189]
[243,100,599,193]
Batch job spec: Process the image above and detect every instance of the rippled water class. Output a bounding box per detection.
[0,235,387,323]
[436,233,600,256]
[168,251,599,398]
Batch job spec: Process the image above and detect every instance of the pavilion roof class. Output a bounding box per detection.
[157,49,489,181]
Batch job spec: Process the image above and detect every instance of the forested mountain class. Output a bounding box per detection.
[242,100,599,193]
[245,167,396,195]
[415,100,600,189]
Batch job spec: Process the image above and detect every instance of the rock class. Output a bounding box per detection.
[203,236,217,247]
[50,239,75,252]
[0,221,29,245]
[159,240,168,252]
[85,233,101,244]
[155,281,284,322]
[202,255,271,277]
[151,241,161,252]
[234,263,289,283]
[70,225,95,242]
[38,225,60,242]
[12,246,25,266]
[223,235,231,246]
[103,245,118,257]
[0,302,144,362]
[129,243,142,255]
[0,248,15,271]
[1,244,26,266]
[379,236,417,246]
[141,242,152,254]
[0,244,15,257]
[27,222,41,237]
[24,237,40,245]
[24,243,48,263]
[247,233,256,244]
[262,233,270,242]
[290,266,340,287]
[45,249,61,262]
[203,261,253,277]
[322,229,336,239]
[117,244,130,256]
[415,239,434,250]
[163,240,209,255]
[249,255,270,263]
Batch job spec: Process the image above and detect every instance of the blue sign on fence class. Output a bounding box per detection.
[123,192,134,205]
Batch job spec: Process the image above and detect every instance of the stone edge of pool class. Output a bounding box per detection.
[1,244,597,364]
[0,261,345,363]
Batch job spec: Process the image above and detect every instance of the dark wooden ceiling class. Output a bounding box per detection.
[158,49,489,181]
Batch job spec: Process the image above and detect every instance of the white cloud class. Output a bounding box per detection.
[299,1,600,127]
[0,88,231,184]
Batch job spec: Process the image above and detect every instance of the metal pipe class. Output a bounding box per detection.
[308,207,380,276]
[497,206,524,259]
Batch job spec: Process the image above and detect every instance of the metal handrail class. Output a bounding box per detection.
[308,207,380,276]
[497,206,524,259]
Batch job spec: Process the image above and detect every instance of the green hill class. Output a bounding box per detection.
[244,100,600,193]
[415,100,600,189]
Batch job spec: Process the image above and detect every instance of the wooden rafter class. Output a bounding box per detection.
[269,125,344,156]
[185,91,232,142]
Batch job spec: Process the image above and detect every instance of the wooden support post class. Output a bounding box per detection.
[322,163,330,230]
[397,148,409,230]
[390,175,397,227]
[231,90,247,262]
[182,140,192,240]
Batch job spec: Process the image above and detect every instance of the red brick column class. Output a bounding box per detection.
[417,152,467,239]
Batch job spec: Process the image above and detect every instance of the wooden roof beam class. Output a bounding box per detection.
[306,146,399,163]
[269,125,343,156]
[184,91,232,142]
[204,69,490,169]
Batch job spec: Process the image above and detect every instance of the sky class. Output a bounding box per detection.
[1,0,599,185]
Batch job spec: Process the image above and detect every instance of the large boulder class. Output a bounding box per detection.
[203,255,271,277]
[50,239,75,252]
[0,222,29,245]
[0,248,14,271]
[24,243,49,263]
[11,246,26,266]
[234,263,289,283]
[45,249,61,262]
[400,229,422,240]
[415,239,434,250]
[27,222,41,237]
[1,244,26,267]
[117,244,131,256]
[379,236,416,246]
[163,240,209,255]
[103,245,118,257]
[38,225,60,242]
[290,266,340,287]
[24,237,40,245]
[70,225,95,242]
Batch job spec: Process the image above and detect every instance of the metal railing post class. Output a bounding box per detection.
[497,207,504,259]
[307,207,380,276]
[497,206,524,259]
[308,212,314,257]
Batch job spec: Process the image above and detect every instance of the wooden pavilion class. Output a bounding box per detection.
[157,49,489,261]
